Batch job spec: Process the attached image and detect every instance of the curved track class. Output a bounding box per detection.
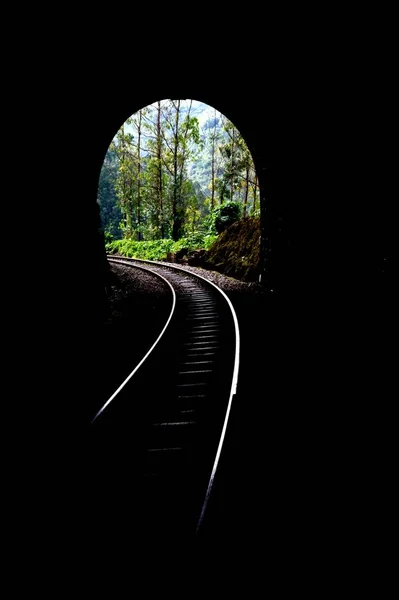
[89,256,240,541]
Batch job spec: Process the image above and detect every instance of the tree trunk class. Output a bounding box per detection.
[137,111,142,241]
[211,109,216,209]
[243,164,249,218]
[252,173,259,213]
[157,101,164,238]
[121,123,129,236]
[230,127,235,201]
[176,100,193,238]
[172,100,181,241]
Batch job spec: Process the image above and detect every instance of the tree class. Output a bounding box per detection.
[184,180,206,235]
[219,116,240,202]
[131,110,144,241]
[110,121,136,238]
[251,173,259,214]
[162,100,202,240]
[218,117,260,216]
[97,148,121,238]
[209,109,219,209]
[139,100,169,239]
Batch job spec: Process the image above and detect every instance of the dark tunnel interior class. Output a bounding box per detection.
[19,51,394,585]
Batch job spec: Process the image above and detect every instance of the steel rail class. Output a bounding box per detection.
[91,259,176,423]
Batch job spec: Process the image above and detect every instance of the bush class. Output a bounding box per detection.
[104,231,114,244]
[207,201,242,235]
[105,232,217,261]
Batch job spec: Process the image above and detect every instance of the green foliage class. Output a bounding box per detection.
[106,238,175,260]
[106,231,217,260]
[104,231,114,244]
[203,233,217,250]
[207,201,242,235]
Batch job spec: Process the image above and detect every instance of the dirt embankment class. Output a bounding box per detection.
[183,217,261,282]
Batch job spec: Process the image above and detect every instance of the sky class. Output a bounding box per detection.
[135,99,219,127]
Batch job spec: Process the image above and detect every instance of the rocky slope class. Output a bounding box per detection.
[193,216,261,282]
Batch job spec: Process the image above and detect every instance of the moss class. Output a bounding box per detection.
[204,216,261,282]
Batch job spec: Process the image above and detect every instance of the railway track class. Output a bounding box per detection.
[88,256,240,543]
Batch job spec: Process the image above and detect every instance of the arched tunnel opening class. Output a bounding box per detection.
[98,99,263,279]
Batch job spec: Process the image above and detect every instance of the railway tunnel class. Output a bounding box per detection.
[68,86,309,545]
[37,66,393,573]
